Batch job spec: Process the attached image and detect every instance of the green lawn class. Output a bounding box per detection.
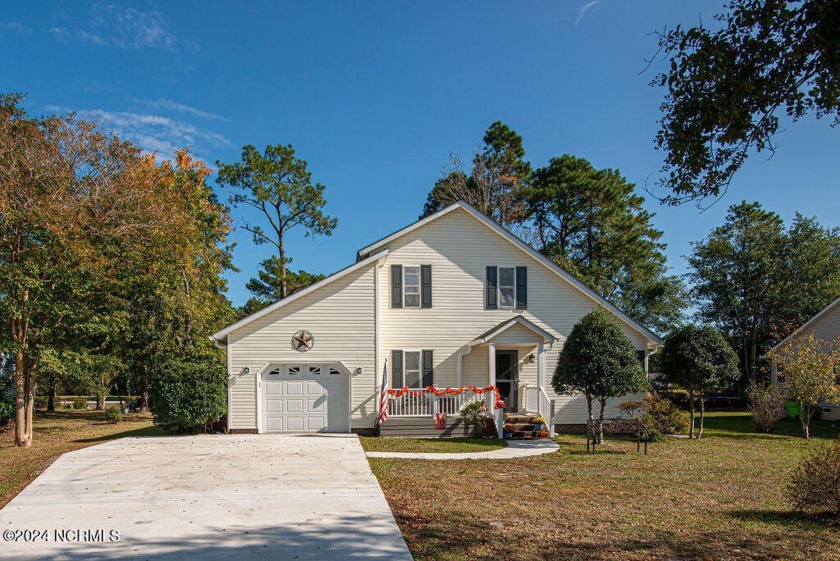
[360,437,507,453]
[369,412,840,561]
[0,410,161,508]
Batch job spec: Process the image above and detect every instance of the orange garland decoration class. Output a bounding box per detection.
[386,385,505,409]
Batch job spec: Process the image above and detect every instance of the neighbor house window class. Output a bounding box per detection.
[403,266,421,308]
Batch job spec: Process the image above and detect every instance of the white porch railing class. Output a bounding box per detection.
[386,388,485,417]
[524,384,556,437]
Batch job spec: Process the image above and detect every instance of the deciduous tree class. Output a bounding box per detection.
[422,121,531,226]
[688,201,840,381]
[653,0,840,205]
[769,334,840,439]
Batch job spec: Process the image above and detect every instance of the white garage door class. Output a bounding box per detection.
[261,364,350,433]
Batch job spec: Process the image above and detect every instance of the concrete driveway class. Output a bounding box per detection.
[0,435,412,560]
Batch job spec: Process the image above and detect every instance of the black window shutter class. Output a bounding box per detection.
[420,265,432,308]
[486,266,498,309]
[422,350,434,387]
[391,265,402,308]
[391,350,403,388]
[515,266,527,309]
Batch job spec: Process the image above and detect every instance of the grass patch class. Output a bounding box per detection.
[0,409,161,508]
[360,437,507,454]
[369,412,840,560]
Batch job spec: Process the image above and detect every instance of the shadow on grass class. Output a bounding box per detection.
[703,414,839,440]
[75,425,165,444]
[727,508,827,529]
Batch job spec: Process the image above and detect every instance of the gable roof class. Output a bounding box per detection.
[469,315,558,346]
[210,249,389,345]
[768,295,840,353]
[358,201,662,346]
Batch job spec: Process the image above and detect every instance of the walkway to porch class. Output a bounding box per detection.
[366,439,559,460]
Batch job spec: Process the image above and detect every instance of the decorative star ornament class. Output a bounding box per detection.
[292,330,314,352]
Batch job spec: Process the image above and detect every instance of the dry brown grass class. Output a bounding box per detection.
[369,413,840,560]
[0,409,160,508]
[360,437,507,453]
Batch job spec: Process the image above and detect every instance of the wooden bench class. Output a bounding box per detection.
[586,418,650,455]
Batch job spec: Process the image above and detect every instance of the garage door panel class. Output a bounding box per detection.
[286,417,305,431]
[306,380,325,394]
[265,417,284,431]
[286,399,304,413]
[265,399,284,413]
[285,381,304,396]
[261,363,349,433]
[265,382,283,396]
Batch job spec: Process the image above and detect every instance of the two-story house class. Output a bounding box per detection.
[211,201,662,436]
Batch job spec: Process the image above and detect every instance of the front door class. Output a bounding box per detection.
[495,350,518,411]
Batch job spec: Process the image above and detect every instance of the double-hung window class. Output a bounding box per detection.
[391,264,432,308]
[391,349,434,388]
[498,266,516,308]
[403,266,421,308]
[486,266,527,310]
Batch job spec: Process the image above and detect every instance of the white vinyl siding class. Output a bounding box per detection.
[376,207,651,423]
[226,263,376,431]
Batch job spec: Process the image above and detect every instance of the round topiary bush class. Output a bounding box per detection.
[149,359,227,434]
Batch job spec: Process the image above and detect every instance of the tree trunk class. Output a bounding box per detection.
[139,370,149,412]
[697,394,705,439]
[47,376,56,412]
[279,234,287,299]
[688,390,696,439]
[749,332,758,384]
[800,403,810,439]
[14,346,28,447]
[598,397,607,443]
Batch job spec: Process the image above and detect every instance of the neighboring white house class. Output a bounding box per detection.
[211,201,662,435]
[768,296,840,421]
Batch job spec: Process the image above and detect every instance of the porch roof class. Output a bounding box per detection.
[468,315,558,347]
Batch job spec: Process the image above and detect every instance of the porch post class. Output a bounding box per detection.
[488,343,496,387]
[537,340,546,389]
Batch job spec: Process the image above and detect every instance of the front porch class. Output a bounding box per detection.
[380,316,558,438]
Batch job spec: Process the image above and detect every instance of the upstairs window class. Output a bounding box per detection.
[498,267,515,308]
[391,264,432,309]
[486,266,527,310]
[404,266,421,308]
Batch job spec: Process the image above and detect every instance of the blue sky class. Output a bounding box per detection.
[2,1,838,308]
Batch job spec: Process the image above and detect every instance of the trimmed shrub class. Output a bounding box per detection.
[72,397,89,410]
[789,439,840,520]
[619,394,690,440]
[746,383,785,433]
[103,407,123,423]
[150,359,227,434]
[460,400,495,438]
